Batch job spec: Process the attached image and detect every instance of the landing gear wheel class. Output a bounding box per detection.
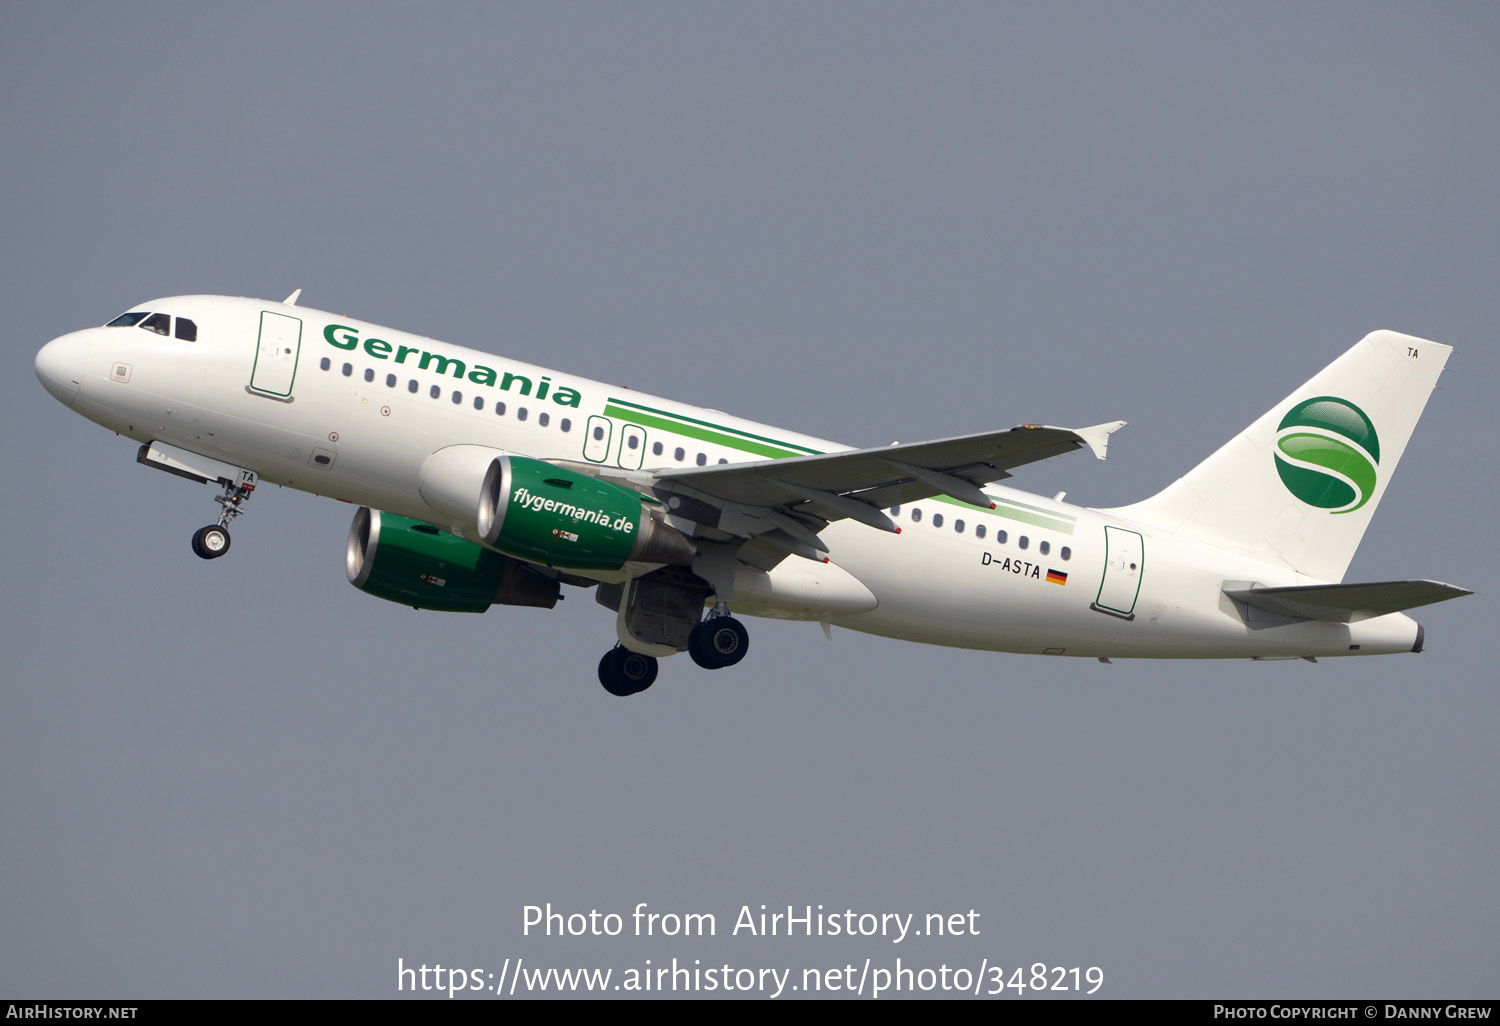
[688,616,749,669]
[598,647,658,697]
[191,525,231,560]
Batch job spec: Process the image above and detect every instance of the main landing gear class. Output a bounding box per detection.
[191,473,256,560]
[594,612,750,693]
[595,613,750,697]
[598,646,659,697]
[688,614,749,669]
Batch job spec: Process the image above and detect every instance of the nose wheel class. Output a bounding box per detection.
[191,472,256,560]
[191,525,231,559]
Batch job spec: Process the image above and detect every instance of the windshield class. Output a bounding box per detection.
[104,310,197,340]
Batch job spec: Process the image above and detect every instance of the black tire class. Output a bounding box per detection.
[191,525,231,560]
[618,650,658,693]
[598,647,657,696]
[688,621,716,668]
[689,617,749,669]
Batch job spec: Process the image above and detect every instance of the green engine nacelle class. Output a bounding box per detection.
[490,456,672,570]
[346,507,560,612]
[418,447,695,571]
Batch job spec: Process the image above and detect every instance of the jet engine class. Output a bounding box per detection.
[417,448,695,570]
[346,507,561,612]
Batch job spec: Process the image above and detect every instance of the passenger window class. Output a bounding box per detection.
[674,447,685,461]
[1018,535,1029,549]
[997,530,1007,544]
[364,368,374,382]
[560,418,571,432]
[386,374,397,387]
[452,391,462,404]
[107,312,147,328]
[889,506,900,516]
[954,519,965,534]
[718,458,728,464]
[174,317,197,341]
[408,379,419,393]
[320,357,331,371]
[1060,546,1071,561]
[473,396,484,410]
[653,442,663,456]
[975,524,986,539]
[696,452,707,466]
[1040,540,1050,555]
[593,426,605,441]
[342,363,353,376]
[911,508,922,523]
[627,434,639,449]
[429,384,441,399]
[495,401,506,416]
[539,412,550,427]
[141,312,170,336]
[517,407,528,422]
[932,513,944,528]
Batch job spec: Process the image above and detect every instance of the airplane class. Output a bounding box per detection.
[34,293,1470,695]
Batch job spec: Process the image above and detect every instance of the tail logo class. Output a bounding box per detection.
[1274,396,1380,514]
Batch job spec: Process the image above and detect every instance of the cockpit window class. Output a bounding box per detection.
[106,310,197,340]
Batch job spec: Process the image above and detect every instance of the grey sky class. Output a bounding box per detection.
[2,2,1495,999]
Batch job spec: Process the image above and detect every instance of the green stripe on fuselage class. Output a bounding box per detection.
[931,493,1077,535]
[605,398,822,457]
[603,402,812,459]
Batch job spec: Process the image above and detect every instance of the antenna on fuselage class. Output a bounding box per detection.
[283,288,302,306]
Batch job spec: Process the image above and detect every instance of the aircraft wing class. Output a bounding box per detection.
[642,421,1124,560]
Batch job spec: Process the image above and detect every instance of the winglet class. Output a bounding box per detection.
[1073,420,1126,460]
[283,288,302,306]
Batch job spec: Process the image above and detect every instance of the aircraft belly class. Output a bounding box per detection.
[822,517,1418,659]
[824,524,1114,653]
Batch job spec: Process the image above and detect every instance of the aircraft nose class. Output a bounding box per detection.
[36,332,89,407]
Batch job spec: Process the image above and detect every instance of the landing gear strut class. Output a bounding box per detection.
[688,614,750,669]
[191,472,256,560]
[598,646,659,697]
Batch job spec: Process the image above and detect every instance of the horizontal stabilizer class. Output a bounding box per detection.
[1223,579,1471,623]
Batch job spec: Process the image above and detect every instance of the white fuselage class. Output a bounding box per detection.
[38,295,1422,659]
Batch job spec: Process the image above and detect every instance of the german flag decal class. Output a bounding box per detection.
[1046,569,1068,586]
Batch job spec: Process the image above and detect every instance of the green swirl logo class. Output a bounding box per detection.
[1274,397,1380,514]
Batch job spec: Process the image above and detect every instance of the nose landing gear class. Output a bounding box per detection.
[191,471,256,560]
[191,524,231,559]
